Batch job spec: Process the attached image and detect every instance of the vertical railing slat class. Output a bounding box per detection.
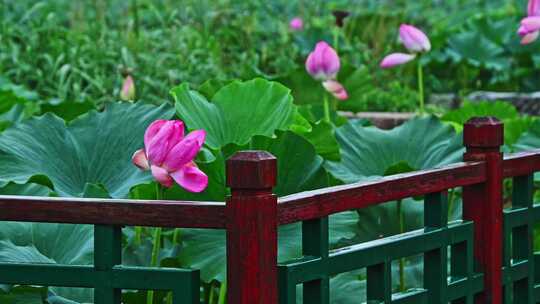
[94,225,122,304]
[367,261,392,303]
[302,217,329,303]
[512,174,534,304]
[424,191,449,303]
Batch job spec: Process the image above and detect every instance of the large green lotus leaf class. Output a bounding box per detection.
[0,182,52,196]
[510,120,540,153]
[328,270,366,303]
[0,102,174,198]
[295,120,341,161]
[276,68,325,105]
[326,116,463,183]
[251,131,329,196]
[172,78,296,149]
[40,101,96,122]
[180,211,358,283]
[447,31,510,70]
[504,117,537,150]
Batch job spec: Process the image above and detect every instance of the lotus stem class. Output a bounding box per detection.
[172,228,181,245]
[134,226,142,245]
[323,93,331,123]
[217,281,227,304]
[417,59,425,115]
[333,29,339,54]
[208,283,216,304]
[132,0,140,37]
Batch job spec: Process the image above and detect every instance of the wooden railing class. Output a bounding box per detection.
[1,117,539,303]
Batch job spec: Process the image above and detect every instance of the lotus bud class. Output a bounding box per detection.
[120,75,136,101]
[399,24,431,53]
[289,17,303,31]
[305,41,341,81]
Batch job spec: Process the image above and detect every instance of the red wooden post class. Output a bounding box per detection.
[463,117,503,304]
[226,151,278,304]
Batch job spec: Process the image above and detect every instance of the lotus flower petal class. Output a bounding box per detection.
[170,163,209,193]
[306,41,340,80]
[521,16,540,34]
[529,0,540,16]
[151,165,173,188]
[322,80,348,100]
[380,53,417,68]
[399,24,431,53]
[145,120,184,165]
[163,130,206,172]
[333,88,349,100]
[132,148,149,170]
[518,25,529,36]
[522,31,539,44]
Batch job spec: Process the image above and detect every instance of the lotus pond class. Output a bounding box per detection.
[2,0,540,303]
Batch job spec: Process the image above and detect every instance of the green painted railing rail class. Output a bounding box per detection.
[1,117,540,304]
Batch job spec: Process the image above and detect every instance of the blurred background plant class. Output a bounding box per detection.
[1,0,536,111]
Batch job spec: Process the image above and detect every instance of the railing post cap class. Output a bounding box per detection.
[463,116,503,148]
[226,150,277,189]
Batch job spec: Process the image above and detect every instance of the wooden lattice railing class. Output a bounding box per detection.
[1,117,539,304]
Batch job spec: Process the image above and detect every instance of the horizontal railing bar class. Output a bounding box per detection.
[0,263,96,287]
[391,289,427,304]
[0,263,197,290]
[447,274,484,301]
[503,150,540,177]
[278,162,485,225]
[503,207,530,228]
[279,222,474,283]
[502,261,530,285]
[112,266,199,290]
[503,205,540,229]
[0,196,226,228]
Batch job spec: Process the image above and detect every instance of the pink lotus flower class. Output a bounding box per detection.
[289,17,303,31]
[120,75,136,101]
[322,80,348,100]
[380,24,430,69]
[132,120,208,192]
[518,0,540,44]
[306,41,341,81]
